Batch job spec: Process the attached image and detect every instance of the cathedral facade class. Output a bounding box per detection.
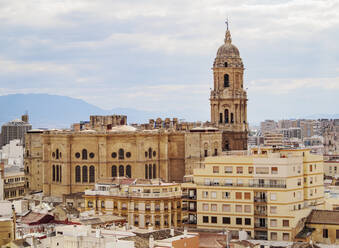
[210,27,248,151]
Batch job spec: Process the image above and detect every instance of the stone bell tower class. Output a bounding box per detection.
[210,25,248,151]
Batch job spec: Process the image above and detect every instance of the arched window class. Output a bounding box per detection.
[149,164,152,179]
[126,165,131,178]
[56,149,59,159]
[60,166,62,182]
[52,165,55,181]
[225,109,229,123]
[119,165,124,177]
[231,113,234,123]
[118,149,124,160]
[153,164,156,179]
[89,166,95,183]
[82,166,88,182]
[224,62,228,67]
[219,113,223,124]
[145,164,148,179]
[75,166,81,182]
[224,74,229,87]
[148,148,152,159]
[112,165,117,177]
[82,149,88,160]
[56,165,59,182]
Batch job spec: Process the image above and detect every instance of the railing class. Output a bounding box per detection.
[85,190,182,198]
[254,210,267,216]
[196,182,286,189]
[254,223,268,228]
[254,198,267,203]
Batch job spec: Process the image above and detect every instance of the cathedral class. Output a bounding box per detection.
[24,25,248,197]
[210,26,248,151]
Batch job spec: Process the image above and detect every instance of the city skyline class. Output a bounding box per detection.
[0,0,338,124]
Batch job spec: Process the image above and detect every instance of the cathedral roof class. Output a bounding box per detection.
[216,29,240,58]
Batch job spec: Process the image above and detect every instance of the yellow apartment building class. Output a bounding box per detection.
[3,166,26,200]
[182,147,324,241]
[84,178,183,229]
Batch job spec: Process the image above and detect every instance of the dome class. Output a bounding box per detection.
[216,29,240,58]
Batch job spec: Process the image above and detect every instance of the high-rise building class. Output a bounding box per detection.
[1,115,31,147]
[210,26,248,151]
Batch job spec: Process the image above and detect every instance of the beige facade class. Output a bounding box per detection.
[31,126,221,197]
[182,147,324,241]
[3,167,26,200]
[25,129,44,192]
[210,28,248,151]
[84,178,182,229]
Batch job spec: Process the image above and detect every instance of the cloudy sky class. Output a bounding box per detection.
[0,0,338,124]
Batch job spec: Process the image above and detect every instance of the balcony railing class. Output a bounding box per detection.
[196,182,286,189]
[254,197,267,203]
[254,210,267,216]
[254,223,268,228]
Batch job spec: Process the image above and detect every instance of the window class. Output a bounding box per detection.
[283,233,290,241]
[248,167,253,174]
[237,167,243,174]
[126,165,132,178]
[87,201,93,208]
[225,109,229,123]
[111,152,117,158]
[126,152,131,158]
[236,218,242,225]
[211,204,217,211]
[236,192,242,199]
[283,220,289,227]
[119,165,124,176]
[82,149,87,160]
[149,164,152,179]
[82,166,88,182]
[153,151,156,157]
[75,166,81,182]
[101,201,105,208]
[211,191,217,198]
[224,74,229,87]
[203,204,209,211]
[75,152,80,158]
[211,216,217,223]
[270,219,277,227]
[145,164,148,179]
[52,165,55,181]
[148,148,152,159]
[224,62,228,67]
[224,166,232,173]
[237,179,243,186]
[245,218,251,225]
[270,206,277,214]
[223,217,230,224]
[244,192,251,200]
[219,113,223,123]
[244,205,251,213]
[214,149,218,156]
[56,149,59,159]
[213,166,219,173]
[56,165,59,181]
[204,149,208,157]
[89,166,95,183]
[236,205,242,212]
[336,230,339,239]
[89,152,95,158]
[298,179,301,186]
[112,165,117,177]
[270,193,277,201]
[203,216,209,223]
[323,229,328,238]
[271,167,278,174]
[202,191,208,198]
[119,149,124,160]
[230,113,234,123]
[59,166,62,182]
[271,232,277,241]
[223,191,230,199]
[256,167,269,174]
[222,204,231,212]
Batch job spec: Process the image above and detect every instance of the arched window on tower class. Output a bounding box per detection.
[219,113,223,124]
[89,166,95,183]
[119,165,124,177]
[118,149,124,160]
[82,149,88,160]
[224,74,229,87]
[148,148,152,159]
[56,149,59,159]
[225,109,229,124]
[126,165,131,178]
[56,165,59,182]
[60,166,62,182]
[224,62,228,67]
[145,164,148,179]
[153,164,156,179]
[112,165,117,177]
[75,166,81,182]
[52,165,55,181]
[149,164,152,179]
[231,113,234,123]
[82,166,88,182]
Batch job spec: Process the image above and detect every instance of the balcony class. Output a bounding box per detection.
[254,223,268,229]
[254,197,267,203]
[254,210,267,216]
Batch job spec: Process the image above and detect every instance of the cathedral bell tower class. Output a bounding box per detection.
[210,24,248,151]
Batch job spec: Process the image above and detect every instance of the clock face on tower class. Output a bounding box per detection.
[210,26,248,151]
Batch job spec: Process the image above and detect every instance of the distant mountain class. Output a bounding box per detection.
[0,94,164,128]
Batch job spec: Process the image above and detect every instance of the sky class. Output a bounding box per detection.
[0,0,338,125]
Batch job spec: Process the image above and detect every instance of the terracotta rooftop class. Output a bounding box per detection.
[306,210,339,225]
[21,212,54,225]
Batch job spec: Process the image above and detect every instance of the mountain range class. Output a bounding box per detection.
[0,94,165,128]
